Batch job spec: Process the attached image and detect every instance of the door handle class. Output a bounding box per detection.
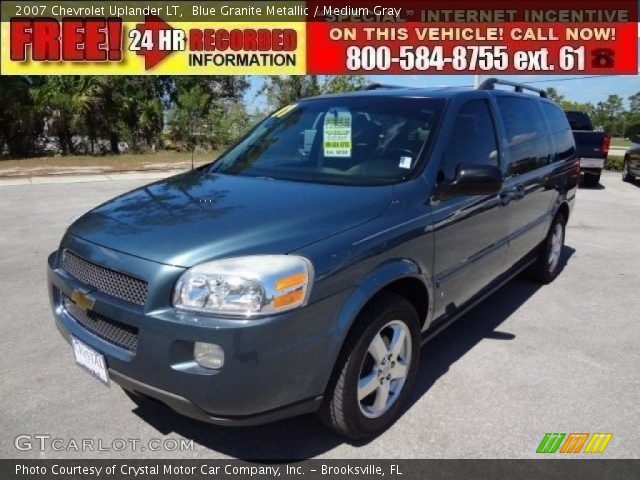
[512,184,525,200]
[499,191,511,206]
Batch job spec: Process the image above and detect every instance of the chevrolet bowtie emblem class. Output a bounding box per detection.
[71,289,95,311]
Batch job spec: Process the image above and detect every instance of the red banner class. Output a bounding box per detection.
[306,0,638,74]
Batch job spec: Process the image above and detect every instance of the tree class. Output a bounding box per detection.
[0,76,44,158]
[84,77,168,154]
[628,92,640,114]
[603,94,624,121]
[322,75,367,94]
[259,76,321,110]
[545,87,565,104]
[167,85,211,153]
[206,100,249,150]
[34,76,103,155]
[138,98,163,150]
[625,121,640,139]
[170,77,249,107]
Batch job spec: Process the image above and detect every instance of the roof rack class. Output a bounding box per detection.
[477,78,548,98]
[363,83,409,90]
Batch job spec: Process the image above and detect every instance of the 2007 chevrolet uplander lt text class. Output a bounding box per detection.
[48,79,578,439]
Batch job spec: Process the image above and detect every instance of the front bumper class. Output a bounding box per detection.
[579,157,605,170]
[48,238,348,424]
[111,370,323,426]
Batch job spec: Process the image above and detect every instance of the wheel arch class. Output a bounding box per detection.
[345,259,432,331]
[320,259,432,393]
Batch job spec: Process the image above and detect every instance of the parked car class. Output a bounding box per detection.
[47,78,579,439]
[622,136,640,182]
[564,110,610,187]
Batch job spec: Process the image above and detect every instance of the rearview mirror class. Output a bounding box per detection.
[437,164,503,199]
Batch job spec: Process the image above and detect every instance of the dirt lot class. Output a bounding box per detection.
[0,152,214,177]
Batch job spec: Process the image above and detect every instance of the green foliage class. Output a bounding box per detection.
[139,98,163,148]
[259,75,322,110]
[545,87,564,104]
[167,85,211,151]
[0,75,250,158]
[628,92,640,113]
[206,101,250,150]
[549,90,640,139]
[0,76,636,161]
[0,77,44,158]
[625,121,640,139]
[257,75,368,113]
[34,76,104,154]
[604,155,624,171]
[323,75,368,94]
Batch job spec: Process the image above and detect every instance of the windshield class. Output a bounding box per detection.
[565,111,593,131]
[210,96,444,186]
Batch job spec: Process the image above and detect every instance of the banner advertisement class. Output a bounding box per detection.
[1,0,637,75]
[1,0,640,478]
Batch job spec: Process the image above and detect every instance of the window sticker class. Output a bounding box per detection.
[272,103,298,118]
[323,110,352,157]
[399,156,413,169]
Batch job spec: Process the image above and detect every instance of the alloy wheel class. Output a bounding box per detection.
[548,223,563,273]
[357,320,412,419]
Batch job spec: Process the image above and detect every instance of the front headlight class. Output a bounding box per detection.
[173,255,314,317]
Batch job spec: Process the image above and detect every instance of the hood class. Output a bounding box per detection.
[68,170,393,267]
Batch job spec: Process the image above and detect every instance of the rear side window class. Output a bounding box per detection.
[440,100,499,182]
[496,97,550,176]
[565,111,593,131]
[541,102,576,162]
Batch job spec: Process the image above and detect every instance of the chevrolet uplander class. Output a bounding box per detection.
[48,79,578,439]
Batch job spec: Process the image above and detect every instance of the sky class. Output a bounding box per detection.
[244,38,640,113]
[245,74,640,113]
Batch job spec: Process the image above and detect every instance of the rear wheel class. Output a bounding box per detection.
[583,170,601,188]
[319,292,420,440]
[622,160,635,182]
[527,213,566,284]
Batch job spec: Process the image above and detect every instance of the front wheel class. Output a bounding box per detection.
[527,213,566,284]
[319,292,420,440]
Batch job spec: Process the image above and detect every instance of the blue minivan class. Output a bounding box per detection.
[48,79,578,439]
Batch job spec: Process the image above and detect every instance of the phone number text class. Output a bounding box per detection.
[345,45,586,71]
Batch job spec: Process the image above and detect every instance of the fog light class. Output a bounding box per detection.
[194,342,224,369]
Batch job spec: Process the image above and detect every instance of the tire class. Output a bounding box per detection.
[319,292,420,440]
[583,170,601,188]
[527,213,566,284]
[622,160,635,182]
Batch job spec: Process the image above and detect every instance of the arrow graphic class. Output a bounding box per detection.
[134,15,176,70]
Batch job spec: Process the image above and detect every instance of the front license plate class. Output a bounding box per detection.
[71,337,109,386]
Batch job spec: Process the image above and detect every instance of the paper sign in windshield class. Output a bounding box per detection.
[323,110,352,157]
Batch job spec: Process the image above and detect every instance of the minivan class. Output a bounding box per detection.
[48,78,579,439]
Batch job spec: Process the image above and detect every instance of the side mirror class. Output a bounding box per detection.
[437,164,503,199]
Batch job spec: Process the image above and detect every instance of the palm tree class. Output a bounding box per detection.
[34,76,103,155]
[0,76,44,157]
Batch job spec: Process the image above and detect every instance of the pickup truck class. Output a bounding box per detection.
[565,110,610,187]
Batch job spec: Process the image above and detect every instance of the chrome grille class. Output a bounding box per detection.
[61,251,148,306]
[63,296,138,353]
